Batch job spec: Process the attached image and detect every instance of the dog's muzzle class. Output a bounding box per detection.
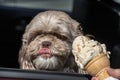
[38,41,52,59]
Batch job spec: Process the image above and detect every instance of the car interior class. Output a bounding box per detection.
[0,0,119,79]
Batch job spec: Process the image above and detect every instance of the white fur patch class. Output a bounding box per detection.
[33,56,59,70]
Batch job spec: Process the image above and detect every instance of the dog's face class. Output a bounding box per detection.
[19,11,82,71]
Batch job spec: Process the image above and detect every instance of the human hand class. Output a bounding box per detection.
[91,67,120,80]
[91,77,99,80]
[107,67,120,79]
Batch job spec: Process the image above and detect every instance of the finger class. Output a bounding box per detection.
[91,77,99,80]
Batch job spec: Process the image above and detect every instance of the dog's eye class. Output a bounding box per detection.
[53,33,70,42]
[28,36,36,44]
[28,33,38,44]
[58,35,65,39]
[60,35,68,40]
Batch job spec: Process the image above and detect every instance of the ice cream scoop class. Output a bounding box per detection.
[72,35,110,69]
[72,36,118,80]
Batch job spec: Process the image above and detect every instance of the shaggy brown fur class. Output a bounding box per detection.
[19,10,84,73]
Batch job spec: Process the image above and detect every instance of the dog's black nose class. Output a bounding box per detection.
[42,41,51,48]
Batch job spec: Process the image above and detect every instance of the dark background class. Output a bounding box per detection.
[0,0,119,69]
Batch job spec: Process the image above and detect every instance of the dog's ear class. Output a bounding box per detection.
[70,19,83,39]
[19,53,35,70]
[19,32,35,70]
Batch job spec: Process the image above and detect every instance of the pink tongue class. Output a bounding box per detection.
[39,48,51,54]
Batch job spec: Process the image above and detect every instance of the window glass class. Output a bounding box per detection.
[0,0,73,12]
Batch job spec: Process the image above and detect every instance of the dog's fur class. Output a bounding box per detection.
[19,10,83,73]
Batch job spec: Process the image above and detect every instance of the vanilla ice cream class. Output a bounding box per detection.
[72,36,110,69]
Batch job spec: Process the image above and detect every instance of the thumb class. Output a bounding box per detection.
[91,77,99,80]
[107,67,120,79]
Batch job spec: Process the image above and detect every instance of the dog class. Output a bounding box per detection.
[19,10,84,73]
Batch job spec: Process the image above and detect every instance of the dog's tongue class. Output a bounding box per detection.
[39,48,51,55]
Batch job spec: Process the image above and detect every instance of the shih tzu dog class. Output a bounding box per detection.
[19,10,84,73]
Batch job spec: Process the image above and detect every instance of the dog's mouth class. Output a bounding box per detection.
[38,48,52,59]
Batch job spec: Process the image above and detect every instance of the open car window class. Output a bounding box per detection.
[0,67,91,80]
[0,0,73,12]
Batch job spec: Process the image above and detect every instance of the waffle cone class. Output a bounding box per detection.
[85,54,110,80]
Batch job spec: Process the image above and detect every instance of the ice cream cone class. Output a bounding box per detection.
[85,53,110,80]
